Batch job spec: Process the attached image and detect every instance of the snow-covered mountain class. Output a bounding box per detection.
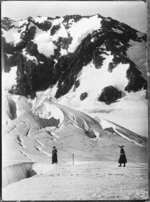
[2,14,147,104]
[2,14,148,200]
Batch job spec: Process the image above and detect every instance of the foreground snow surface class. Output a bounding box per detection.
[3,161,148,200]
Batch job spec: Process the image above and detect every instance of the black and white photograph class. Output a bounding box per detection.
[1,0,148,200]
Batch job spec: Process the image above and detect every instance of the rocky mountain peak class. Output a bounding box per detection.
[2,14,147,105]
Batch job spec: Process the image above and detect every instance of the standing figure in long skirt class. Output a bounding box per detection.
[52,146,58,164]
[118,145,127,167]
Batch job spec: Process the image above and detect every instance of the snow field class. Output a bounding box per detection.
[60,49,68,56]
[59,53,129,108]
[33,16,68,57]
[52,17,64,26]
[2,18,28,44]
[32,15,102,57]
[51,23,68,41]
[34,29,57,57]
[89,90,148,137]
[18,19,28,27]
[2,161,148,200]
[34,16,48,23]
[2,28,21,44]
[68,15,102,52]
[2,66,17,91]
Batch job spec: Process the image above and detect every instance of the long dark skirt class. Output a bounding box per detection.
[52,153,58,164]
[118,154,127,164]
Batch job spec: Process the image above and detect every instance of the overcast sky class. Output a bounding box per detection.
[1,1,147,32]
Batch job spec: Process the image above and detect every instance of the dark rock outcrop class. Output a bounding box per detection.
[74,80,80,89]
[11,53,55,98]
[1,17,15,30]
[3,53,17,72]
[98,86,122,104]
[51,25,60,35]
[25,41,38,56]
[93,48,105,68]
[80,92,88,101]
[125,64,147,92]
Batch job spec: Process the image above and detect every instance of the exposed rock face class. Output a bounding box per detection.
[80,92,88,101]
[2,14,147,104]
[51,25,60,35]
[1,17,15,30]
[74,80,80,89]
[125,64,147,92]
[93,48,105,68]
[98,86,122,104]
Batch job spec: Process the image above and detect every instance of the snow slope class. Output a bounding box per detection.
[68,15,102,52]
[84,90,148,137]
[2,94,148,200]
[2,162,148,200]
[58,55,129,108]
[2,95,147,166]
[34,30,57,57]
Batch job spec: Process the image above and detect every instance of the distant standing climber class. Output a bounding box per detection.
[118,145,127,167]
[52,146,58,164]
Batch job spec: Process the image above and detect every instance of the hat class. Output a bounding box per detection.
[119,145,124,148]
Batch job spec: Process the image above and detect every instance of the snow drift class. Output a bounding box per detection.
[2,162,35,187]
